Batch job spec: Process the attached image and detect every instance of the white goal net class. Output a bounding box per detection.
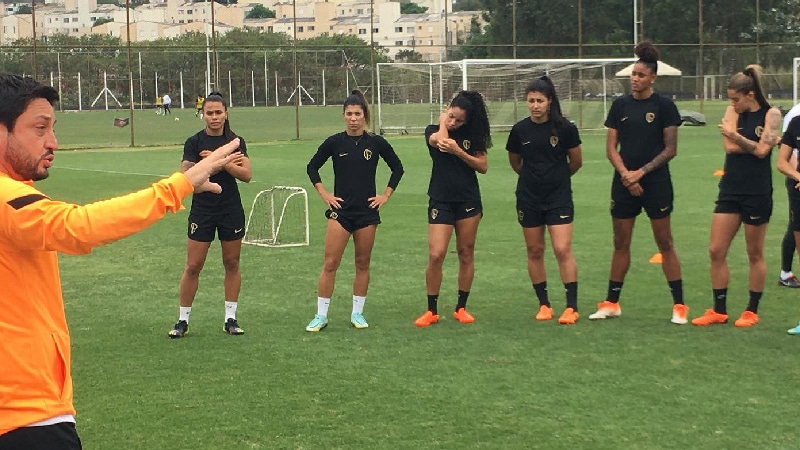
[377,58,636,134]
[243,186,309,248]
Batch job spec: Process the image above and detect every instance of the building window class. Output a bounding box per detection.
[71,17,78,22]
[187,10,192,14]
[329,25,333,30]
[418,25,422,30]
[395,40,402,46]
[358,28,366,34]
[298,26,303,32]
[90,16,95,21]
[428,40,433,45]
[408,27,414,32]
[357,8,363,14]
[63,18,69,23]
[267,25,273,32]
[394,26,402,32]
[373,27,378,33]
[308,26,314,31]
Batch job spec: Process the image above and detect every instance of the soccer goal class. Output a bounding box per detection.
[376,58,636,134]
[243,186,309,248]
[794,57,800,105]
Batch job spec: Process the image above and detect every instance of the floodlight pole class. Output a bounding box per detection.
[698,0,704,113]
[31,0,37,79]
[370,0,375,106]
[292,0,299,139]
[125,0,135,146]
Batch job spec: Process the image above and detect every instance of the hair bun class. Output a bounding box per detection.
[634,41,659,63]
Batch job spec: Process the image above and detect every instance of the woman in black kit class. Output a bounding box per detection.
[589,41,687,325]
[414,90,491,327]
[305,89,404,332]
[692,65,782,327]
[506,76,583,325]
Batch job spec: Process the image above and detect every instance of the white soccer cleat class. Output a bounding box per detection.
[588,301,621,320]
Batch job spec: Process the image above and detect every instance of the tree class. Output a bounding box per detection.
[93,17,114,27]
[245,4,275,19]
[453,0,482,11]
[395,49,423,62]
[15,5,31,14]
[400,2,428,14]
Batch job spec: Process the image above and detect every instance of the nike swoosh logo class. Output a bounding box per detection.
[621,117,628,121]
[559,215,570,219]
[522,141,531,145]
[466,207,475,212]
[234,228,243,233]
[339,153,348,157]
[660,207,669,212]
[750,216,761,220]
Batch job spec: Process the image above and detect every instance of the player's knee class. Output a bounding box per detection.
[526,244,546,261]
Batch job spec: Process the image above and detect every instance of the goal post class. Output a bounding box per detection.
[243,186,309,248]
[376,58,636,134]
[794,57,800,106]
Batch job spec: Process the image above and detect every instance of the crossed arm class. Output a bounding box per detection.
[719,106,782,158]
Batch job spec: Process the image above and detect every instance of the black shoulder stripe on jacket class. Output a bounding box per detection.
[8,194,48,210]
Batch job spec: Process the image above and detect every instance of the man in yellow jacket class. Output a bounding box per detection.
[0,73,243,449]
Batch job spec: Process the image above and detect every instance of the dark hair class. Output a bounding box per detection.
[343,89,370,128]
[525,76,566,134]
[634,41,659,75]
[728,65,770,110]
[202,91,237,141]
[0,73,58,132]
[449,90,492,152]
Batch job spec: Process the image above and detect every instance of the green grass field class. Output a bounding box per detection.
[41,103,800,449]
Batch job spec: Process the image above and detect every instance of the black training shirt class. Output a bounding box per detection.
[719,108,772,196]
[307,131,404,214]
[425,124,484,202]
[604,93,681,185]
[506,118,581,203]
[183,130,247,215]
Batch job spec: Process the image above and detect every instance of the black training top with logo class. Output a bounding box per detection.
[425,124,484,202]
[782,115,800,199]
[306,131,404,214]
[506,118,581,203]
[183,130,247,215]
[604,93,681,185]
[719,108,771,196]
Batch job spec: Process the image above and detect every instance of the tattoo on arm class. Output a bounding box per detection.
[736,134,757,154]
[641,127,677,173]
[764,108,783,146]
[180,161,196,173]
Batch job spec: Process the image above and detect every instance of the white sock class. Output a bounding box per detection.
[352,295,366,314]
[781,271,793,280]
[317,297,330,316]
[179,306,191,323]
[225,301,238,320]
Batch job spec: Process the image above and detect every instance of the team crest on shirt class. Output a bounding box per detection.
[431,209,438,220]
[645,112,655,123]
[363,149,372,160]
[755,126,764,137]
[550,136,559,147]
[463,140,471,150]
[190,223,198,234]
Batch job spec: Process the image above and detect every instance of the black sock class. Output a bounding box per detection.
[747,291,762,313]
[607,280,623,303]
[533,282,550,307]
[564,282,578,311]
[668,279,684,305]
[713,288,727,314]
[456,290,469,310]
[782,222,795,274]
[427,294,439,315]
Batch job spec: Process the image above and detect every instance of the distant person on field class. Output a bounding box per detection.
[169,92,251,339]
[692,65,782,327]
[196,94,204,117]
[162,93,172,115]
[778,102,800,288]
[305,89,404,332]
[506,76,583,325]
[0,73,241,449]
[155,94,163,114]
[777,107,800,334]
[414,90,491,327]
[589,41,688,325]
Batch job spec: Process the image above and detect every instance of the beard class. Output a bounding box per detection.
[5,140,50,181]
